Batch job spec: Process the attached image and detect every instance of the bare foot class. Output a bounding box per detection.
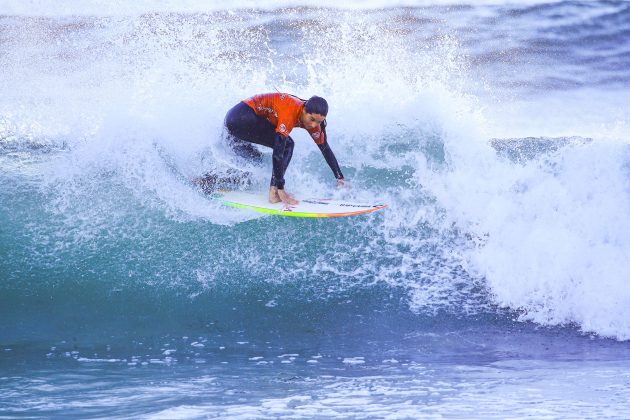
[269,186,281,203]
[278,189,299,205]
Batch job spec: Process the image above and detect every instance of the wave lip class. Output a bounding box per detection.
[457,138,630,341]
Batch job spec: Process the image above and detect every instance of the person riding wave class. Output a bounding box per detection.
[223,93,345,205]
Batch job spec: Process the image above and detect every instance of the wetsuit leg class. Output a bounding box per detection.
[227,136,263,161]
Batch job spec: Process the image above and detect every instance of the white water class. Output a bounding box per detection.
[2,0,569,16]
[2,2,630,342]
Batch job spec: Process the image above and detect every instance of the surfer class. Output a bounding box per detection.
[223,93,345,205]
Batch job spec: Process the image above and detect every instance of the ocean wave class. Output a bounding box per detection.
[1,3,630,341]
[1,0,570,17]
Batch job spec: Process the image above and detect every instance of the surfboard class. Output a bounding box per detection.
[211,190,387,218]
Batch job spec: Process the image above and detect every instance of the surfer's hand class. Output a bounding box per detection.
[336,178,349,188]
[278,189,299,205]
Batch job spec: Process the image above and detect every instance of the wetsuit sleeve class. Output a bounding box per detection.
[317,124,344,180]
[271,132,288,189]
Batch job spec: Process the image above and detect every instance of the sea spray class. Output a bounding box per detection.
[2,2,630,341]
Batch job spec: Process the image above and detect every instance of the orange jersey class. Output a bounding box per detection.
[243,93,326,145]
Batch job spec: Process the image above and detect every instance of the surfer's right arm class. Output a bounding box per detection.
[270,132,298,205]
[312,120,345,185]
[271,132,288,190]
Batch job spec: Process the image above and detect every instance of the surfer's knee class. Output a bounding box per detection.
[224,103,240,131]
[224,102,255,134]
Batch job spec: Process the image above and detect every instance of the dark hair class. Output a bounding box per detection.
[304,96,328,116]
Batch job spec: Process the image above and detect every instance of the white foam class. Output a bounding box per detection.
[423,86,630,339]
[1,1,568,17]
[3,4,629,341]
[343,357,366,365]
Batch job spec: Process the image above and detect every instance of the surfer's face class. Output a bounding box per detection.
[301,111,325,130]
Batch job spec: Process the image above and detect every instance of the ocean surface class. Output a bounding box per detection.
[2,0,630,418]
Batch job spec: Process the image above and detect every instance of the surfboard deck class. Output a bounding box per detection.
[211,190,387,218]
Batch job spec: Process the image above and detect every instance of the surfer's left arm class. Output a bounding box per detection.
[310,121,345,186]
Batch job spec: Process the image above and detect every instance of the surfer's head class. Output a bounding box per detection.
[304,96,328,117]
[301,96,327,129]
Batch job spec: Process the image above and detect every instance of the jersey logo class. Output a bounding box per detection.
[279,123,287,134]
[259,105,277,118]
[311,132,320,139]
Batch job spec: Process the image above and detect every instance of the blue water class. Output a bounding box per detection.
[2,1,630,418]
